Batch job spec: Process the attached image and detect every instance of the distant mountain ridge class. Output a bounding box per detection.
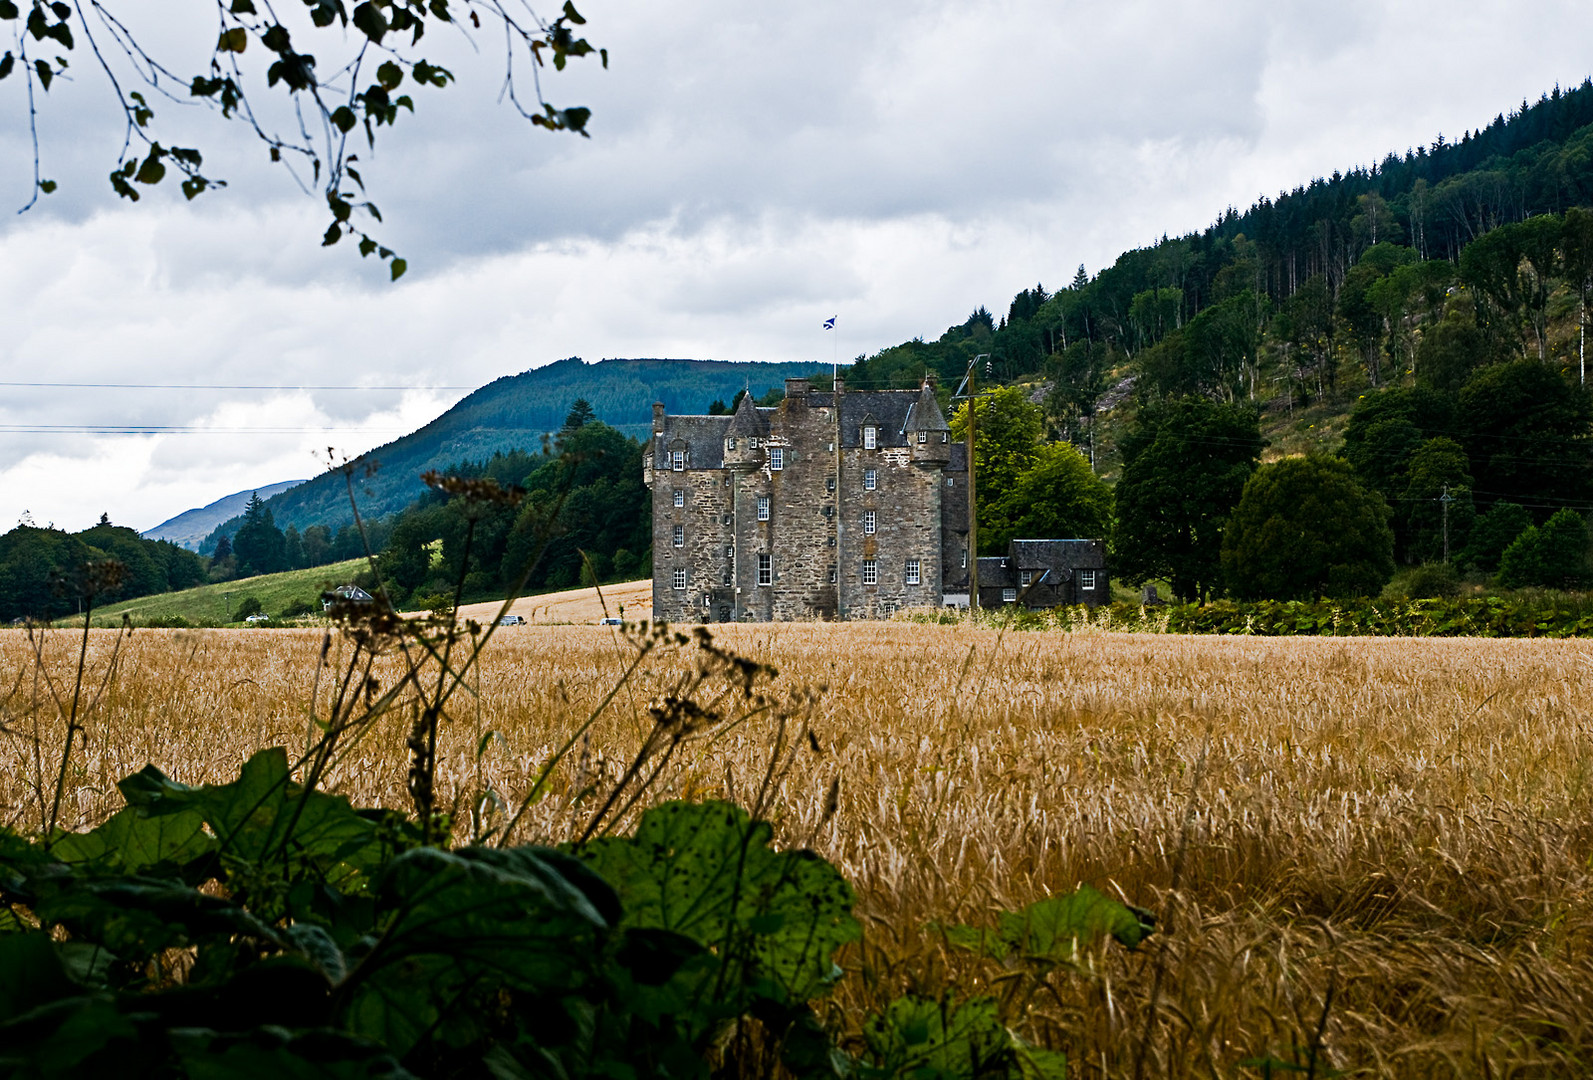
[204,357,827,546]
[144,480,306,550]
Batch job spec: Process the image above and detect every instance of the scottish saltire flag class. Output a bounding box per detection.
[822,316,837,330]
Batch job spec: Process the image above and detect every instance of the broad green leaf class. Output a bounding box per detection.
[860,995,1018,1080]
[935,885,1154,964]
[31,875,278,958]
[50,804,215,874]
[995,886,1155,957]
[190,748,388,897]
[578,800,860,1004]
[173,1025,415,1080]
[345,845,613,1055]
[0,932,75,1023]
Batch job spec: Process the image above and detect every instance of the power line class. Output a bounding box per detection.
[0,425,411,435]
[0,382,474,391]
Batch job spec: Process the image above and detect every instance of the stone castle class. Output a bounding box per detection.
[643,376,1107,621]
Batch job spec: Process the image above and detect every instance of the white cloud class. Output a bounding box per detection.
[2,0,1593,530]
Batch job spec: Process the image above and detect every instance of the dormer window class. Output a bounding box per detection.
[862,426,877,450]
[671,450,684,471]
[769,447,784,471]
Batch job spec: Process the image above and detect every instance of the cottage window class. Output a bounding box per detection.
[864,468,877,491]
[757,495,770,521]
[1002,587,1017,603]
[758,553,772,587]
[917,430,928,444]
[862,426,877,450]
[673,490,685,507]
[1020,570,1032,586]
[1080,569,1098,590]
[863,510,876,535]
[906,559,921,586]
[672,524,684,547]
[671,450,684,471]
[861,559,878,586]
[672,568,687,590]
[769,446,784,470]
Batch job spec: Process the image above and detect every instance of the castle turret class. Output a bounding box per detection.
[723,391,768,470]
[905,379,952,465]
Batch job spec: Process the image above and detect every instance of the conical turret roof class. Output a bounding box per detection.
[903,380,951,433]
[727,391,768,437]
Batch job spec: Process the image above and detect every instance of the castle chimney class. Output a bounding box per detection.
[652,402,665,430]
[785,377,810,399]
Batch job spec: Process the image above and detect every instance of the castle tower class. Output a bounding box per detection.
[905,378,952,465]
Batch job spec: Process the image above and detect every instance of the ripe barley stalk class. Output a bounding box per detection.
[4,622,1593,1076]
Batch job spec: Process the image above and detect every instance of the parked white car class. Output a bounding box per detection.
[494,614,527,626]
[244,613,270,624]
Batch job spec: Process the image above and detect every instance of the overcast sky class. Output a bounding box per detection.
[3,0,1592,533]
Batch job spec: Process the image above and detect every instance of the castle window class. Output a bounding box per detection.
[861,559,878,586]
[917,430,928,444]
[864,468,877,491]
[862,426,877,449]
[961,548,968,568]
[906,559,921,586]
[826,476,836,492]
[828,536,836,548]
[722,513,732,526]
[672,524,684,547]
[823,505,833,518]
[769,447,784,471]
[757,495,770,521]
[758,553,772,586]
[750,437,759,449]
[723,570,733,586]
[725,545,734,558]
[671,450,684,471]
[1002,587,1017,604]
[829,566,837,584]
[673,568,688,590]
[1020,570,1032,586]
[863,510,876,535]
[941,432,949,443]
[726,437,736,450]
[1080,569,1098,590]
[673,490,685,507]
[947,477,954,487]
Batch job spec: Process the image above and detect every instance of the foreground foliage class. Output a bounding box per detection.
[0,746,1148,1077]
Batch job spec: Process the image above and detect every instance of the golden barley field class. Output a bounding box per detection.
[5,621,1593,1077]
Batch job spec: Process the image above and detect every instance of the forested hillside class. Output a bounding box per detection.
[205,357,824,544]
[0,517,207,622]
[185,80,1593,610]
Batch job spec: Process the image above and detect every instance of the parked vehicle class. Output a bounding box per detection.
[495,614,527,626]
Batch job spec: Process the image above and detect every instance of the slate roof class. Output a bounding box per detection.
[727,392,769,438]
[837,391,919,448]
[653,414,732,470]
[903,383,951,434]
[1009,539,1107,571]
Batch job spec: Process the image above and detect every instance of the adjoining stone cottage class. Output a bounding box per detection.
[643,376,1109,621]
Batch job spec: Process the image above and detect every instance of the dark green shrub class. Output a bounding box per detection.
[1497,509,1592,589]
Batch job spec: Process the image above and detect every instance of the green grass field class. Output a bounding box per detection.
[85,559,367,627]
